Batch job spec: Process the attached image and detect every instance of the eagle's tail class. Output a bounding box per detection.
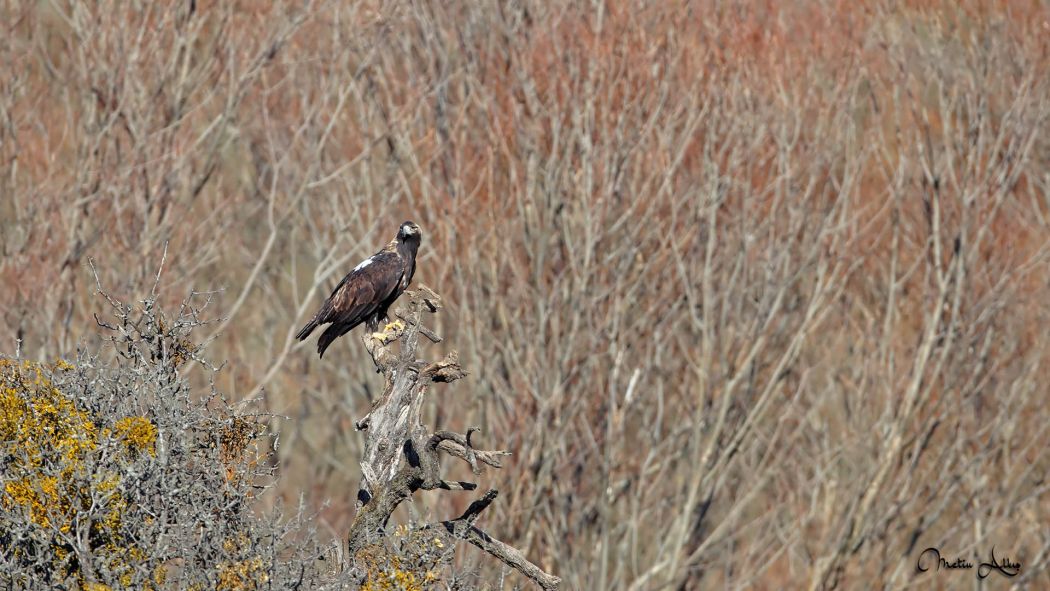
[316,323,348,358]
[294,317,321,341]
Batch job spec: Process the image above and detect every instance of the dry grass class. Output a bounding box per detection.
[2,1,1050,588]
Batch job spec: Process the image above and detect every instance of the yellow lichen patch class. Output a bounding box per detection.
[97,493,126,533]
[153,564,168,586]
[357,538,442,591]
[113,416,158,457]
[3,476,65,529]
[216,556,269,591]
[222,532,252,554]
[360,562,426,591]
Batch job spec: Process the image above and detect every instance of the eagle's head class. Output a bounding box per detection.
[398,221,422,242]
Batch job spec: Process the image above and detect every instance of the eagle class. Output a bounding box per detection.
[295,221,422,357]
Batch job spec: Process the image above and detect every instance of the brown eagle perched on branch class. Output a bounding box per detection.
[295,221,422,358]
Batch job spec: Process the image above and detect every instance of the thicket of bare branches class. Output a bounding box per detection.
[3,1,1050,588]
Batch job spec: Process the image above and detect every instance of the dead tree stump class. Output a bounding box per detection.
[346,286,560,591]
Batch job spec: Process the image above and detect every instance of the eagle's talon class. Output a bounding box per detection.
[371,332,389,343]
[383,320,406,333]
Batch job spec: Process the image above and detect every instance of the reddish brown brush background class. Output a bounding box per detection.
[2,1,1050,588]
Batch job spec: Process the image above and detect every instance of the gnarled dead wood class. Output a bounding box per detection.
[346,287,559,590]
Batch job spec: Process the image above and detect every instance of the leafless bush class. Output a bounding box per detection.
[0,271,348,590]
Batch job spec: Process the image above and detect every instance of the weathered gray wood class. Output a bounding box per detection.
[346,287,560,590]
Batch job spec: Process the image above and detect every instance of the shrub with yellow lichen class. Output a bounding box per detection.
[0,361,159,542]
[0,288,345,590]
[0,359,162,587]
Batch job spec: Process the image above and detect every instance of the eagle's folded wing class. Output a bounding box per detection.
[296,250,404,357]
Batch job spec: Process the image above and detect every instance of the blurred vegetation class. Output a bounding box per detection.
[2,0,1050,588]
